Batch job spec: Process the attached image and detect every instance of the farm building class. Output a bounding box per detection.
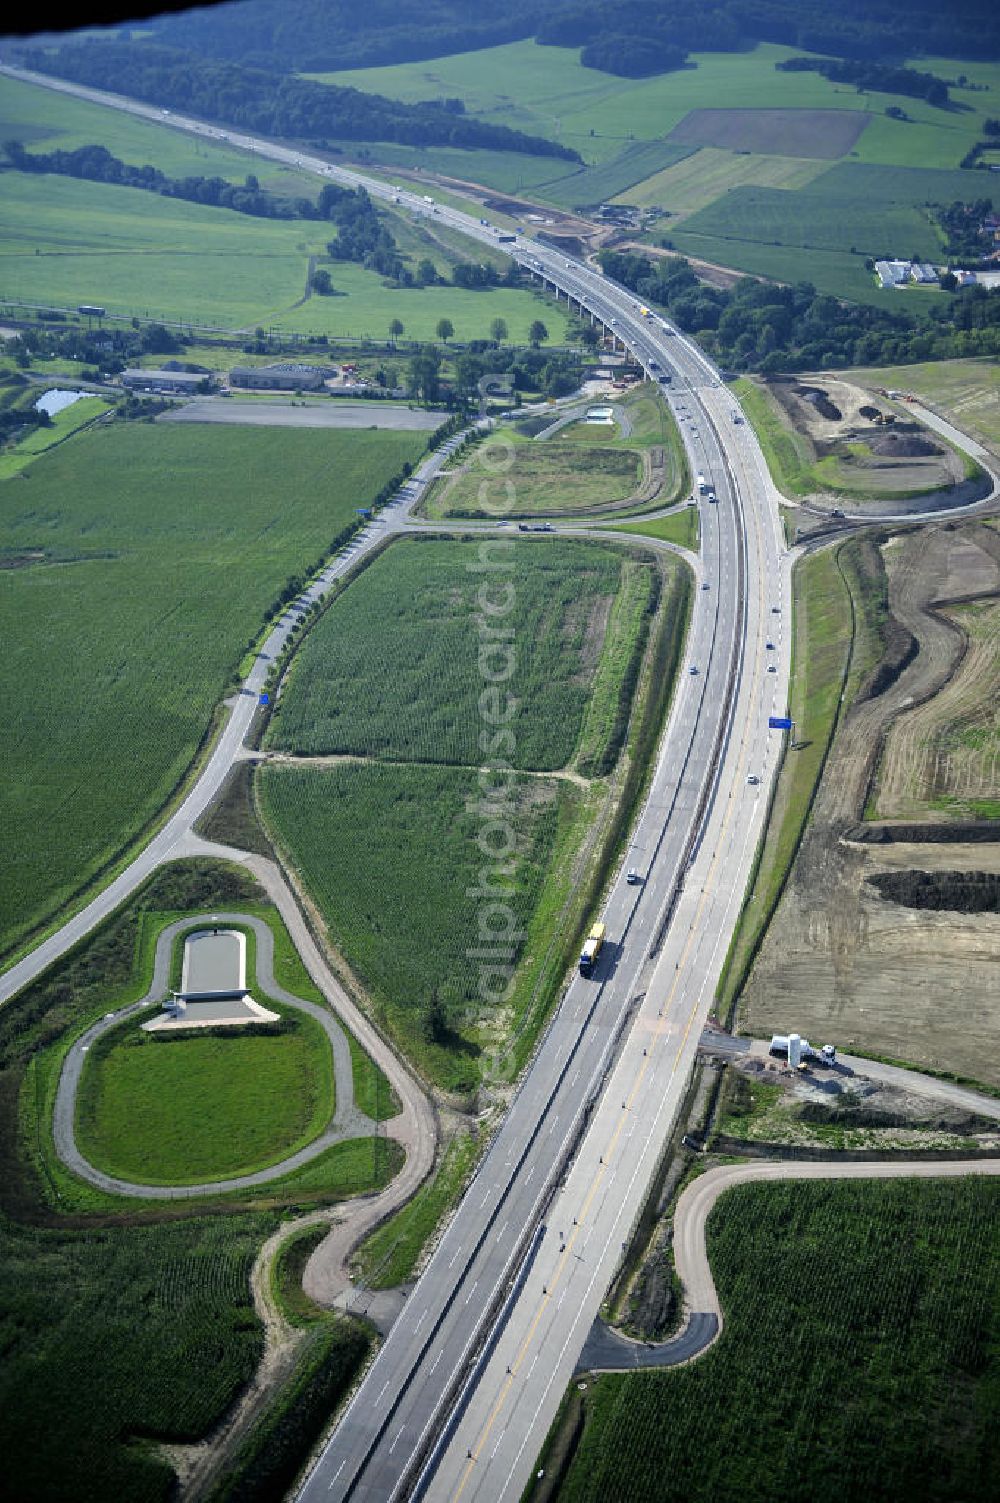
[230,363,328,390]
[121,368,207,393]
[874,259,912,288]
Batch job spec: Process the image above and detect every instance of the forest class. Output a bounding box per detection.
[135,0,1000,78]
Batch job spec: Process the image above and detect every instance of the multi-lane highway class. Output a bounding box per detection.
[1,65,791,1503]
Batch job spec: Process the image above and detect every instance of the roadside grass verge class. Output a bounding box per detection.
[607,508,699,551]
[730,376,815,498]
[716,544,854,1017]
[575,559,658,777]
[352,1127,481,1288]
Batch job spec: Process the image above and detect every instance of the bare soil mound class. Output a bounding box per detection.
[869,869,1000,913]
[867,430,940,459]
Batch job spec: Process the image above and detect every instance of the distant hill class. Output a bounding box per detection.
[17,40,580,160]
[141,0,1000,77]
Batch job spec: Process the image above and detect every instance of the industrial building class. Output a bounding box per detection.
[121,368,208,393]
[230,363,329,391]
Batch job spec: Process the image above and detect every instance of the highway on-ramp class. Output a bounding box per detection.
[1,66,791,1503]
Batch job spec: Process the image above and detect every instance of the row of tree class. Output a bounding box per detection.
[599,249,1000,370]
[4,140,329,221]
[776,56,951,108]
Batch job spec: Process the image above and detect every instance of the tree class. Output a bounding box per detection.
[436,317,455,343]
[311,268,334,296]
[528,319,549,347]
[389,317,404,346]
[407,343,442,403]
[490,317,508,344]
[416,258,438,286]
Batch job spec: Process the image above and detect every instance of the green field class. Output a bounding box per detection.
[0,1208,275,1503]
[308,41,1000,298]
[259,760,569,1090]
[266,536,631,769]
[310,41,1000,181]
[353,1127,480,1287]
[0,423,425,963]
[76,1001,335,1185]
[425,441,641,518]
[259,533,671,1087]
[0,72,305,188]
[554,1177,1000,1503]
[0,167,571,341]
[618,147,826,218]
[610,508,699,551]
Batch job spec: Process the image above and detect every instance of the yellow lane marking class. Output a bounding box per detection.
[451,474,769,1496]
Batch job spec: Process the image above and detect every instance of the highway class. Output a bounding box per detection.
[1,65,790,1503]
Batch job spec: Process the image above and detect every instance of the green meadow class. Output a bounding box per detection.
[0,422,425,962]
[310,41,1000,182]
[307,41,1000,295]
[0,169,572,340]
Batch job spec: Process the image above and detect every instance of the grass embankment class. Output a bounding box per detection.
[733,375,984,504]
[717,536,885,1017]
[608,508,699,551]
[353,1128,481,1288]
[0,421,425,964]
[206,1222,371,1503]
[423,384,686,521]
[730,376,816,498]
[422,438,641,519]
[552,1178,1000,1503]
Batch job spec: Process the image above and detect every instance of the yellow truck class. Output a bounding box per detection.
[579,922,606,976]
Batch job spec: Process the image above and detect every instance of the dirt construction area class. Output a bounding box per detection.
[769,374,979,509]
[740,521,1000,1087]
